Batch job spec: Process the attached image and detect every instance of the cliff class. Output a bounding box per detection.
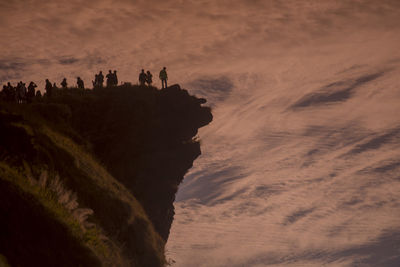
[0,84,212,266]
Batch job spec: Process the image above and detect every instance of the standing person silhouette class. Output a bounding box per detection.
[159,67,168,89]
[77,77,84,89]
[113,70,118,86]
[93,74,99,88]
[61,78,67,89]
[146,70,153,86]
[45,79,52,97]
[106,70,113,87]
[98,71,104,87]
[27,82,37,103]
[139,69,147,86]
[16,82,26,104]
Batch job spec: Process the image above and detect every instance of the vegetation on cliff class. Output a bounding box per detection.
[0,84,212,266]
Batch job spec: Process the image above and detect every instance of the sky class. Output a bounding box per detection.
[1,1,400,266]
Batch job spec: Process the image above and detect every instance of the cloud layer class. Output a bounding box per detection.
[1,0,399,86]
[2,1,400,266]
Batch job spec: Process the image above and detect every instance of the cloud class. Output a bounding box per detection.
[283,207,316,225]
[228,229,400,267]
[0,60,26,71]
[2,1,400,266]
[0,59,27,83]
[169,62,400,266]
[58,57,80,65]
[177,164,246,204]
[186,76,234,105]
[348,126,400,155]
[291,72,385,109]
[1,0,399,86]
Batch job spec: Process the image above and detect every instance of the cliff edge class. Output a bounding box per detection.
[0,84,212,266]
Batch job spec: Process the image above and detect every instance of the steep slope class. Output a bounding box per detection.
[47,84,212,241]
[0,84,212,266]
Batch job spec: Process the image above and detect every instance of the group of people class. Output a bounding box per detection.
[1,66,170,103]
[0,76,87,103]
[51,77,86,90]
[44,77,85,97]
[139,69,153,86]
[106,70,118,87]
[1,81,39,103]
[139,67,168,88]
[92,70,118,88]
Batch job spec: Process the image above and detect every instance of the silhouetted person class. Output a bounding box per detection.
[139,69,147,86]
[1,85,6,101]
[113,70,118,86]
[2,82,11,102]
[77,77,84,89]
[92,74,98,88]
[27,82,37,103]
[159,67,168,89]
[16,82,22,103]
[98,71,104,87]
[22,83,27,102]
[106,70,113,87]
[61,78,67,89]
[5,82,16,102]
[1,84,9,102]
[53,83,58,90]
[35,90,42,98]
[93,71,103,89]
[45,79,53,97]
[16,81,26,104]
[146,71,153,86]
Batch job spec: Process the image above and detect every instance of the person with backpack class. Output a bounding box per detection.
[159,67,168,89]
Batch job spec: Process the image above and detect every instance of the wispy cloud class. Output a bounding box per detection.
[2,1,400,266]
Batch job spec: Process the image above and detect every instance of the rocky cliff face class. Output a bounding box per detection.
[0,84,212,266]
[66,84,213,241]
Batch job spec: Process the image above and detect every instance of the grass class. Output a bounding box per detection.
[42,125,166,265]
[0,254,10,267]
[0,163,124,266]
[0,100,166,266]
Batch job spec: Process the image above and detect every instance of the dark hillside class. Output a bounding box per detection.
[44,84,212,240]
[0,84,212,266]
[0,178,101,267]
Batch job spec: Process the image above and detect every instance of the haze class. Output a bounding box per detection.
[1,0,400,266]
